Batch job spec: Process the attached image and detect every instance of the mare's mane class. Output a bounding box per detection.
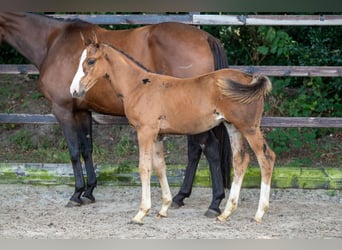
[29,12,90,25]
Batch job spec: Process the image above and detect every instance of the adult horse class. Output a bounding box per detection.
[71,41,275,224]
[0,12,230,216]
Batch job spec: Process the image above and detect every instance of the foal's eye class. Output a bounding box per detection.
[87,58,96,66]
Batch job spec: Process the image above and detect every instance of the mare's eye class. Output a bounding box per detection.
[87,58,96,66]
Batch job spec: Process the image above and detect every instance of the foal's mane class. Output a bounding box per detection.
[100,43,153,73]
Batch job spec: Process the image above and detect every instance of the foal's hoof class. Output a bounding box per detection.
[65,200,82,208]
[252,217,263,223]
[215,215,227,223]
[156,213,168,219]
[129,220,144,226]
[204,209,221,218]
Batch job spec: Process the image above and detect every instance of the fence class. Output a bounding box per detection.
[1,13,342,128]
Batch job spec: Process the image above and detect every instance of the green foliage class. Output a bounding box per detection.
[0,43,30,64]
[115,134,135,157]
[207,23,341,155]
[10,130,35,150]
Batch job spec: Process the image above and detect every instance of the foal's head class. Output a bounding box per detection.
[70,42,111,98]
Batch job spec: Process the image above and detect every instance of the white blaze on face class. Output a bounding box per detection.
[70,49,87,97]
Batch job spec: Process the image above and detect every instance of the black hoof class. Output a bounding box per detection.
[81,196,95,205]
[65,200,82,208]
[171,200,184,209]
[83,187,96,202]
[204,208,221,218]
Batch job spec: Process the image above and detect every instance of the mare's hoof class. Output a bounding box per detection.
[170,200,184,209]
[204,209,221,218]
[65,200,82,208]
[81,196,95,205]
[82,192,95,202]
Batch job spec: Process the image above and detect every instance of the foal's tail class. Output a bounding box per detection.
[218,75,272,104]
[207,36,231,189]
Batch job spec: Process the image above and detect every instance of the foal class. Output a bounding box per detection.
[72,42,276,224]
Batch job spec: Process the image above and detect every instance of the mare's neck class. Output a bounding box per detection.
[0,12,64,69]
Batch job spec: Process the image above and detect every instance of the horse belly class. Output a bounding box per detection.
[158,111,223,135]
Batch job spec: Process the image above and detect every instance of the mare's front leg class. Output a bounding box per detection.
[53,105,85,207]
[153,138,172,218]
[217,124,250,222]
[131,129,155,224]
[76,111,97,203]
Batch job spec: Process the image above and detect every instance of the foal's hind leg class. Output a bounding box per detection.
[217,124,250,222]
[243,129,275,223]
[152,138,172,218]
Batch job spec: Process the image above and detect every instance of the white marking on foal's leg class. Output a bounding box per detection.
[217,179,242,222]
[131,139,153,224]
[254,181,270,223]
[70,49,87,96]
[156,176,172,218]
[217,123,249,222]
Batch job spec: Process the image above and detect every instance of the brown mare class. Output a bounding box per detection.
[72,42,276,224]
[0,12,230,216]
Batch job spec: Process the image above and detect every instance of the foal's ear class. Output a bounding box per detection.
[79,32,92,46]
[92,30,99,48]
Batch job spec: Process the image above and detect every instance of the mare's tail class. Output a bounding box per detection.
[218,75,272,104]
[207,36,231,189]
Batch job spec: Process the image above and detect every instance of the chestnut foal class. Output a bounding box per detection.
[71,42,276,224]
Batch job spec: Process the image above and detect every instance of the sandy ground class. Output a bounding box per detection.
[0,184,341,239]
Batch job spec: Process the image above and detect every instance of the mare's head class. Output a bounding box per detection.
[70,40,111,98]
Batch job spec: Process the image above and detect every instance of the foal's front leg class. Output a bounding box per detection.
[131,130,155,224]
[153,139,172,218]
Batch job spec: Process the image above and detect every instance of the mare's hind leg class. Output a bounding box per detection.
[217,124,250,222]
[202,130,225,217]
[243,128,275,223]
[153,138,172,218]
[172,131,226,218]
[76,111,97,203]
[172,135,202,208]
